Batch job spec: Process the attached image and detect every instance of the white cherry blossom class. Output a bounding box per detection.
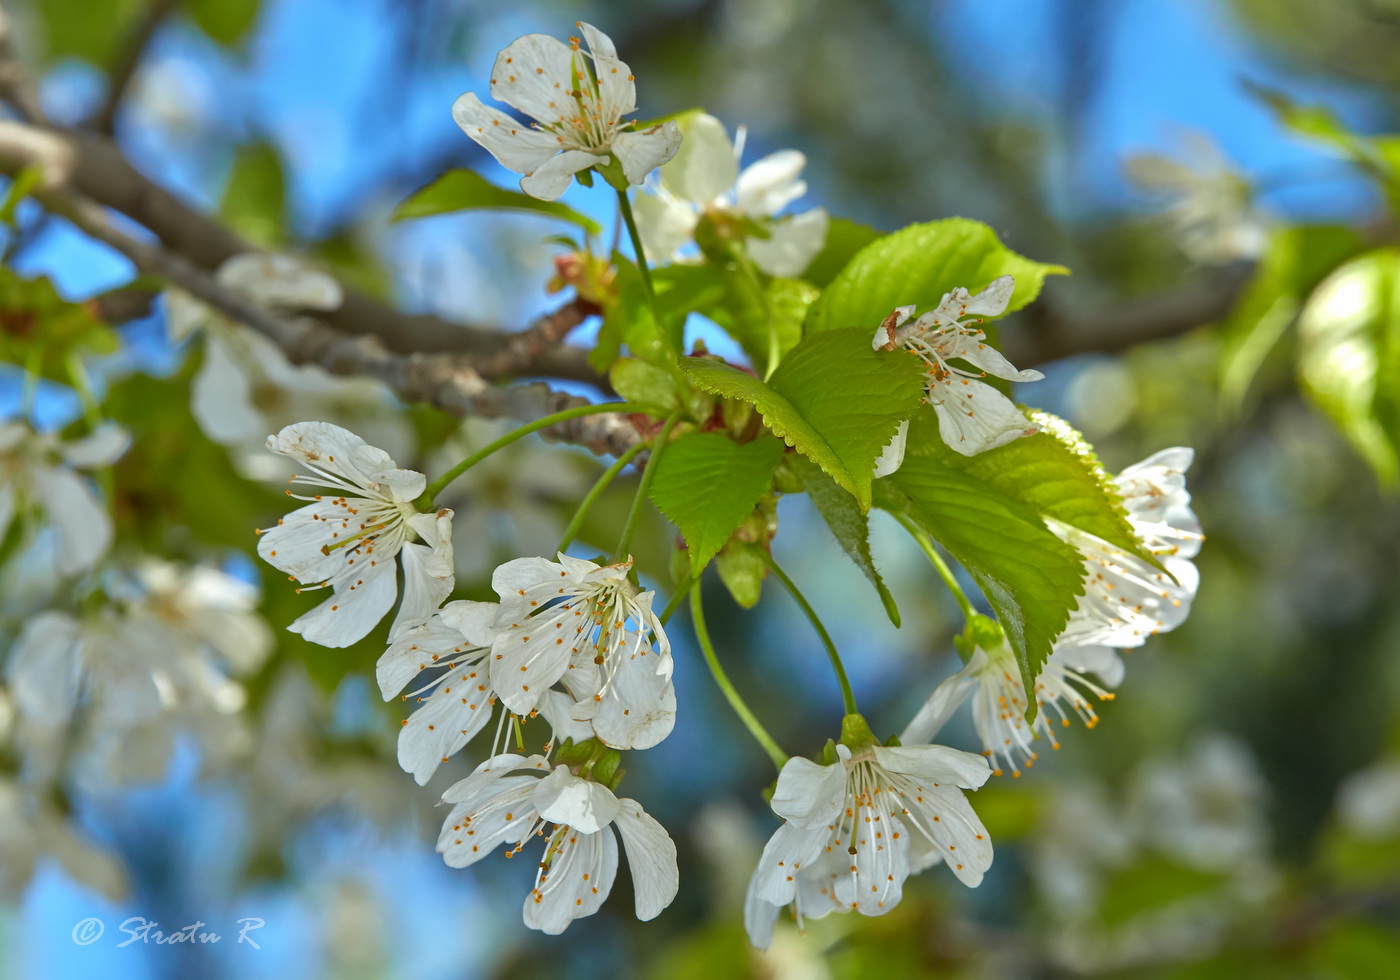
[744,735,992,949]
[126,558,274,675]
[436,753,678,934]
[377,600,501,785]
[0,421,129,577]
[452,23,681,200]
[257,422,454,648]
[1053,447,1202,651]
[489,554,673,748]
[900,638,1123,777]
[634,112,829,277]
[872,276,1043,468]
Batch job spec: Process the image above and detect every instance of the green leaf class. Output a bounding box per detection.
[221,142,286,247]
[392,169,603,234]
[679,329,925,510]
[187,0,261,44]
[882,456,1084,693]
[609,358,682,412]
[903,406,1152,563]
[790,455,900,627]
[807,218,1068,333]
[648,431,785,574]
[1296,249,1400,485]
[802,218,883,288]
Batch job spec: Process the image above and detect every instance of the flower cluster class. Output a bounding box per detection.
[901,447,1203,773]
[235,18,1209,947]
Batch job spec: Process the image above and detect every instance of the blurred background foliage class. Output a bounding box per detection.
[2,0,1400,978]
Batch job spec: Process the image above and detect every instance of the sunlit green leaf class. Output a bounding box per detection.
[680,329,925,510]
[807,218,1068,333]
[881,456,1084,693]
[1296,249,1400,485]
[649,431,784,573]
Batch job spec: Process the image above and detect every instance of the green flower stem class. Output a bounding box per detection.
[759,550,859,717]
[66,352,102,432]
[689,585,788,772]
[613,412,680,561]
[657,571,696,625]
[556,441,647,553]
[893,510,977,624]
[615,189,678,360]
[418,402,650,508]
[20,338,41,418]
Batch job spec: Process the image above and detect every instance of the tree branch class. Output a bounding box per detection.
[1003,264,1253,368]
[91,0,185,136]
[0,121,639,456]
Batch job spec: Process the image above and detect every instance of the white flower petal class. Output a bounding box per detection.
[743,871,780,950]
[771,756,847,829]
[899,663,979,745]
[60,424,131,469]
[612,123,683,187]
[873,418,909,479]
[662,113,738,204]
[579,22,637,123]
[735,149,808,216]
[217,253,342,311]
[392,532,454,637]
[522,827,618,934]
[33,466,112,577]
[437,778,540,868]
[961,275,1015,317]
[266,421,396,492]
[873,744,993,791]
[439,752,549,804]
[750,821,829,906]
[589,642,676,750]
[437,599,499,648]
[520,149,606,201]
[488,33,578,127]
[832,810,909,915]
[399,677,494,785]
[747,208,828,278]
[452,93,564,176]
[614,798,679,920]
[191,332,263,446]
[287,559,398,648]
[532,767,623,834]
[929,377,1040,456]
[7,612,83,727]
[634,190,699,264]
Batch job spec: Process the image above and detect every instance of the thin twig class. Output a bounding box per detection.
[91,0,185,135]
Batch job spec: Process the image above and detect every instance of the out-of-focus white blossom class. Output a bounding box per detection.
[635,113,828,277]
[1126,132,1268,264]
[1336,758,1400,840]
[0,421,128,577]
